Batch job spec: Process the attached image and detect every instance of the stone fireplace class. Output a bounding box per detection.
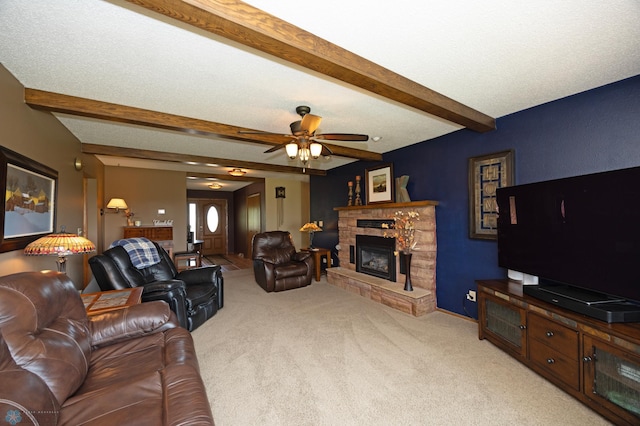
[327,201,438,316]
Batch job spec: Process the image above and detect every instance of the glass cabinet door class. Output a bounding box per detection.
[583,335,640,423]
[480,294,527,358]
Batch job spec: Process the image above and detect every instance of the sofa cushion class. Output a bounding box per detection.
[0,271,91,405]
[58,327,208,425]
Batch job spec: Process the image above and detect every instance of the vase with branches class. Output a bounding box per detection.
[382,210,420,291]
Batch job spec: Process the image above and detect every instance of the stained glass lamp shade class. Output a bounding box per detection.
[24,231,96,273]
[300,222,322,248]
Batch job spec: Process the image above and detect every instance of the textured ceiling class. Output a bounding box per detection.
[1,0,639,191]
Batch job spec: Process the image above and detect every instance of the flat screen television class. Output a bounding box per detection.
[496,166,640,323]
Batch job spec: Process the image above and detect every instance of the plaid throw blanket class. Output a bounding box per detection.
[109,237,161,269]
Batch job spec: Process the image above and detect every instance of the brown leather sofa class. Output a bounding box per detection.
[252,230,314,292]
[0,271,214,425]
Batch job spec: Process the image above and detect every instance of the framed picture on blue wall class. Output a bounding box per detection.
[365,163,394,204]
[468,150,513,240]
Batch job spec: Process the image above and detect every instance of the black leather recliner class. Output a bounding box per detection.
[88,241,223,331]
[252,231,313,292]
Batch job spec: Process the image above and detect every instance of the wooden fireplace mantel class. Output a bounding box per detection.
[334,200,439,211]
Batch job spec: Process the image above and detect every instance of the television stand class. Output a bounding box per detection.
[524,284,640,323]
[478,279,640,425]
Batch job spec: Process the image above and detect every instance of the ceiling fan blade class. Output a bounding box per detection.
[320,144,333,156]
[315,133,369,142]
[300,113,322,134]
[290,120,303,136]
[239,130,291,136]
[264,144,286,153]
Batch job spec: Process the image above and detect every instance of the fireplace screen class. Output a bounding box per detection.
[356,235,396,281]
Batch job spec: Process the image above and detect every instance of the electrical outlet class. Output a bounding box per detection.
[466,290,477,302]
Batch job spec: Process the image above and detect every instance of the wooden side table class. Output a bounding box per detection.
[174,251,201,272]
[82,287,143,316]
[174,239,204,272]
[303,247,332,282]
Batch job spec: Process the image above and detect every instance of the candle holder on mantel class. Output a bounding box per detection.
[347,181,353,206]
[355,175,362,205]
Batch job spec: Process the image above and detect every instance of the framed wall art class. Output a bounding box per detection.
[468,150,513,240]
[0,146,58,253]
[365,163,394,204]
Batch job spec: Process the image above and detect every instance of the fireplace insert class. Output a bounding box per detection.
[356,234,396,281]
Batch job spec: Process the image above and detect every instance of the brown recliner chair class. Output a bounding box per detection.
[88,239,223,332]
[252,231,314,292]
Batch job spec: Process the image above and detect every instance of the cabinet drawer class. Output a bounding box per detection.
[123,226,173,241]
[530,339,580,390]
[528,313,578,358]
[123,228,147,238]
[152,227,173,240]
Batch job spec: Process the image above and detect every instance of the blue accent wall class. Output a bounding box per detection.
[311,75,640,319]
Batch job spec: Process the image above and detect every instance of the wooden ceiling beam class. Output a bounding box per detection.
[81,143,327,176]
[126,0,496,133]
[188,172,262,182]
[25,89,381,162]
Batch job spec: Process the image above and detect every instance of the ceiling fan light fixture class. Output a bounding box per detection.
[228,168,246,177]
[285,142,299,159]
[310,142,323,159]
[299,147,310,164]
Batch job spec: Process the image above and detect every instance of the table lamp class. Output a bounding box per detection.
[24,228,96,273]
[300,222,322,249]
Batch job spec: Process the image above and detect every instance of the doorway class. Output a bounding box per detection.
[188,198,228,255]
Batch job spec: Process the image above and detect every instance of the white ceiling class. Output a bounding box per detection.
[1,1,639,191]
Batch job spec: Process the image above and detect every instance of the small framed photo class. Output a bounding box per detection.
[468,150,513,240]
[0,146,58,253]
[365,163,394,204]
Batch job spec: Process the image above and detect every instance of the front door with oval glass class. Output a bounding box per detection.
[189,199,227,256]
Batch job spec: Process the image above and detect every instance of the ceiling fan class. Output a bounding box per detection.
[240,106,369,170]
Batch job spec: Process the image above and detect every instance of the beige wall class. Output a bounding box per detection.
[0,65,311,288]
[265,177,310,249]
[0,65,87,288]
[104,166,188,252]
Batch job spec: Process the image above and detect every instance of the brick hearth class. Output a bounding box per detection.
[328,201,438,316]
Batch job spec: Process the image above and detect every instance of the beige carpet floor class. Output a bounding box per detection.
[192,269,611,425]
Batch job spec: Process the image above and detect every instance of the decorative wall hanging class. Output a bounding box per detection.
[468,150,514,240]
[275,186,285,227]
[0,146,58,253]
[365,163,394,204]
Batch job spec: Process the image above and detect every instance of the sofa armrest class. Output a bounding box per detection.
[176,265,224,310]
[89,300,178,348]
[142,279,186,294]
[176,265,221,285]
[293,251,312,262]
[0,370,60,425]
[140,280,190,329]
[255,255,279,265]
[0,332,60,425]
